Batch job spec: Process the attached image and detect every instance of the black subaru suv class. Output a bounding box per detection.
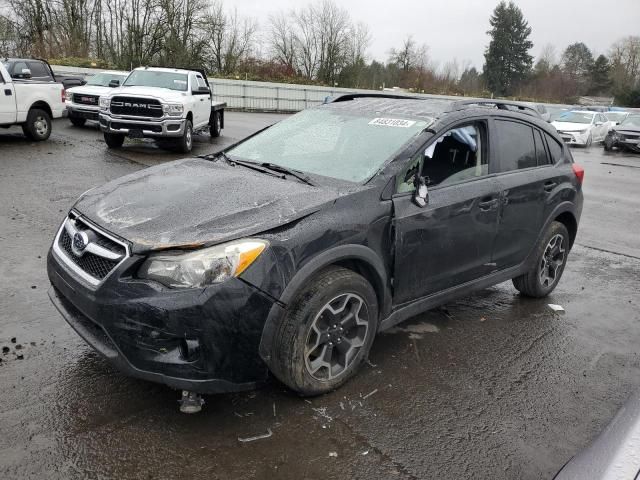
[47,96,584,401]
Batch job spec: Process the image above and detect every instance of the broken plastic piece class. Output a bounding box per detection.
[362,389,378,400]
[179,390,204,414]
[238,428,273,443]
[328,452,338,458]
[548,304,565,314]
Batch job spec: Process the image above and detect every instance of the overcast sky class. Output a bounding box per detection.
[234,0,640,70]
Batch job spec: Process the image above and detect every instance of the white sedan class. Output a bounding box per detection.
[551,111,611,147]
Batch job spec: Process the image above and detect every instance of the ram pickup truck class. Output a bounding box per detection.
[0,62,66,141]
[98,66,226,153]
[65,70,129,126]
[2,58,84,89]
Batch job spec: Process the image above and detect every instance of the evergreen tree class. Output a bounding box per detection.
[589,54,612,95]
[483,1,533,96]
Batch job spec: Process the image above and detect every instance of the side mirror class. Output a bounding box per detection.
[412,176,429,208]
[20,68,32,79]
[108,79,120,88]
[194,86,210,94]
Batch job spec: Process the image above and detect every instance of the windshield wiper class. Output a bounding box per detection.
[207,151,285,179]
[259,163,316,187]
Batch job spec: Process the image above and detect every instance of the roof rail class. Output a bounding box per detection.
[327,93,422,103]
[452,99,542,119]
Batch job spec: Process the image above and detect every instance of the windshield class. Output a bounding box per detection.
[606,112,628,123]
[557,112,594,124]
[620,115,640,128]
[123,70,188,91]
[228,108,430,183]
[87,72,127,87]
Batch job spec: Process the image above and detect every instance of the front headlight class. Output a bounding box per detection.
[137,239,268,289]
[163,104,184,116]
[99,97,110,110]
[578,129,588,135]
[65,90,73,101]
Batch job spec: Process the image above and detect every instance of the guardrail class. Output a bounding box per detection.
[50,64,465,113]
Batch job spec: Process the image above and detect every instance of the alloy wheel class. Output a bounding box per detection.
[539,234,566,288]
[304,293,369,381]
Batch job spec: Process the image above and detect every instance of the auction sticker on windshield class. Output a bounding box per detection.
[369,118,417,128]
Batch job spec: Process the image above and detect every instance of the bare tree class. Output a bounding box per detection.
[202,2,257,75]
[268,10,297,72]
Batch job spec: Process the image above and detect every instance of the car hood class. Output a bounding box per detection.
[73,158,343,254]
[552,121,592,132]
[67,85,113,96]
[105,85,188,102]
[614,126,640,135]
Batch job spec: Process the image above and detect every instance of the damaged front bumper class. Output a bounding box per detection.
[557,130,590,145]
[47,247,275,394]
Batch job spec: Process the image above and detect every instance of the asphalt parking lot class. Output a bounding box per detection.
[1,113,639,480]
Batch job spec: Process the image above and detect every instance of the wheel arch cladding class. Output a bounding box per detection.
[30,101,52,117]
[257,244,390,364]
[554,211,578,248]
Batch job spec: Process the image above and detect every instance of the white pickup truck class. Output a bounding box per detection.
[98,66,226,153]
[0,62,66,141]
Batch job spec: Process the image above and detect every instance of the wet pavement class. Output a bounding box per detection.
[1,115,639,479]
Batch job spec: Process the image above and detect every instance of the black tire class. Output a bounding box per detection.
[22,108,51,141]
[585,134,593,148]
[512,221,570,298]
[103,132,125,148]
[177,119,193,153]
[210,111,222,138]
[269,267,378,396]
[69,117,86,127]
[604,136,614,151]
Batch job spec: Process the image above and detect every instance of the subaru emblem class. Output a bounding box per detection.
[72,231,89,256]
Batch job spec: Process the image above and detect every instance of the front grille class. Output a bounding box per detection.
[73,93,99,106]
[110,96,163,118]
[111,122,162,133]
[55,214,128,284]
[59,229,119,279]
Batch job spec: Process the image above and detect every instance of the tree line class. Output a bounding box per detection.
[0,0,639,106]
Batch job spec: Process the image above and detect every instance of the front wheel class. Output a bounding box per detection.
[604,136,614,151]
[585,134,593,148]
[268,267,378,396]
[177,119,193,153]
[103,132,125,148]
[512,221,570,298]
[22,108,51,141]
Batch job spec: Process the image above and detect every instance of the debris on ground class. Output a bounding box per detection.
[311,406,333,423]
[361,450,369,456]
[238,428,273,443]
[272,402,276,418]
[362,389,378,400]
[328,452,338,458]
[10,337,16,343]
[548,304,565,314]
[2,346,9,354]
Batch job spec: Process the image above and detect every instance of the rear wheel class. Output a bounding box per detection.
[177,119,193,153]
[69,117,86,127]
[512,221,570,298]
[210,111,221,137]
[103,132,125,148]
[22,108,51,141]
[269,267,378,396]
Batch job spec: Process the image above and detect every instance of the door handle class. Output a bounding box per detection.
[543,181,557,192]
[4,89,11,96]
[478,197,498,210]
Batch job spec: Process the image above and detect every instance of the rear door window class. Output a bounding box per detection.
[27,61,49,78]
[533,129,550,166]
[495,120,537,172]
[545,134,564,164]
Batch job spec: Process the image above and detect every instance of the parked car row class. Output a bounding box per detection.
[0,61,227,150]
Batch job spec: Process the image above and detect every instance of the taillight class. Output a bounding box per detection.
[572,164,584,184]
[61,88,66,103]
